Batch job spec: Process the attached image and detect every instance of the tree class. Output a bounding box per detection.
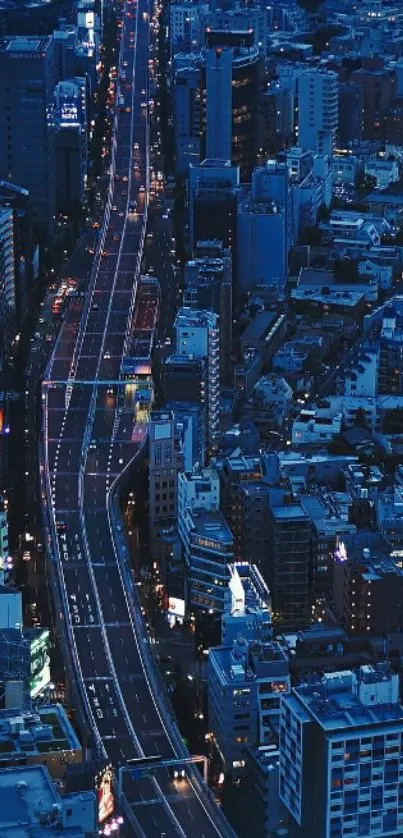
[356,173,377,195]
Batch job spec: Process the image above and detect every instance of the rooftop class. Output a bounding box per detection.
[0,705,81,761]
[290,666,403,732]
[270,504,308,522]
[0,35,51,54]
[0,764,94,838]
[191,510,234,545]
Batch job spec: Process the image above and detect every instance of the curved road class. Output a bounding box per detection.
[41,0,234,836]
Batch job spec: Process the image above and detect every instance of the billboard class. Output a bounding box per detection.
[96,765,115,824]
[30,629,51,699]
[167,597,186,618]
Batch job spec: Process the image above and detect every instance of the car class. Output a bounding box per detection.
[128,200,137,213]
[139,185,145,192]
[134,142,139,150]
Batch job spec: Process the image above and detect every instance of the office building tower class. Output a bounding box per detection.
[280,665,403,838]
[268,504,311,630]
[0,181,37,329]
[148,411,181,557]
[237,161,292,299]
[188,509,234,612]
[0,504,9,586]
[203,30,260,180]
[178,467,220,568]
[378,302,403,394]
[189,159,240,257]
[163,354,208,461]
[338,83,363,147]
[0,207,15,355]
[221,562,272,646]
[259,81,294,154]
[351,62,397,140]
[169,1,208,58]
[173,59,202,174]
[208,636,289,775]
[298,69,338,156]
[184,241,232,385]
[0,36,56,234]
[175,307,220,449]
[54,77,88,212]
[219,454,264,559]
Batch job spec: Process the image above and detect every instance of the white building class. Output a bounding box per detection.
[292,409,342,446]
[222,562,272,646]
[344,345,379,397]
[175,307,220,447]
[298,69,338,156]
[280,665,403,838]
[365,156,400,191]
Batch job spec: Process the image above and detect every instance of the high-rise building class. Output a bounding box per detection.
[338,83,363,147]
[203,30,260,180]
[184,240,232,384]
[267,504,311,630]
[148,411,181,557]
[280,665,403,838]
[237,161,292,299]
[219,454,264,560]
[0,207,15,354]
[351,62,397,140]
[163,354,208,461]
[298,69,338,156]
[54,77,88,212]
[165,401,206,472]
[208,634,289,774]
[0,36,57,234]
[188,509,234,612]
[0,504,9,586]
[174,307,220,449]
[178,466,220,568]
[0,180,37,329]
[173,59,202,174]
[189,159,240,257]
[378,301,403,394]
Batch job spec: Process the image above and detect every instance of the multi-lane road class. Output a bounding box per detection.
[40,0,234,836]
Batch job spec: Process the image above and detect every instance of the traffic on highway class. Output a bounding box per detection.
[40,0,234,836]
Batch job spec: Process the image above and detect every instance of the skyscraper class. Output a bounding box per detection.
[148,411,181,557]
[189,159,240,258]
[0,36,57,234]
[298,69,338,156]
[0,207,15,355]
[174,307,220,449]
[54,77,88,212]
[184,241,232,384]
[203,30,260,180]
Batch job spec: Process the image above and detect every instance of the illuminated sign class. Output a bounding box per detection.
[60,103,79,124]
[334,539,347,563]
[30,629,51,699]
[167,597,185,618]
[96,765,115,824]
